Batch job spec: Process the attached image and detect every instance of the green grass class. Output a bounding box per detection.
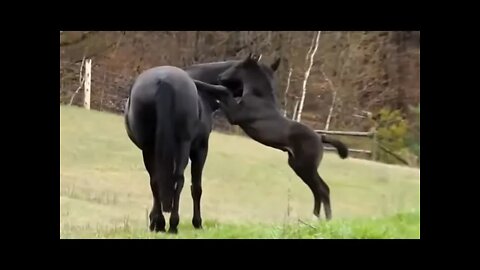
[60,105,420,239]
[61,209,419,239]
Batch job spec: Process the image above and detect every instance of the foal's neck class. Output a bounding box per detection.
[243,71,277,105]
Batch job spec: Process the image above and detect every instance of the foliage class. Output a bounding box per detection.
[406,105,420,159]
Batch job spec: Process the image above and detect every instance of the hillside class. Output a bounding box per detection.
[60,106,420,238]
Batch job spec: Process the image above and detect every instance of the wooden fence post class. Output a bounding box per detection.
[83,59,92,110]
[371,129,378,161]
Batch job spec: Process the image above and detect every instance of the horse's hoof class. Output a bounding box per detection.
[150,224,166,233]
[168,228,178,234]
[150,219,166,233]
[155,227,166,233]
[192,218,202,229]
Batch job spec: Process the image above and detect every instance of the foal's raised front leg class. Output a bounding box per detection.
[217,98,252,125]
[193,80,251,124]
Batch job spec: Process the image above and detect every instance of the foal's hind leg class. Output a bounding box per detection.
[143,149,166,232]
[315,174,331,220]
[287,152,323,219]
[168,141,191,234]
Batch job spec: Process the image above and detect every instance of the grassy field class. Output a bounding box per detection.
[60,105,420,239]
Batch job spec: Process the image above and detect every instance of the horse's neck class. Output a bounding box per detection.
[187,60,237,68]
[185,61,238,81]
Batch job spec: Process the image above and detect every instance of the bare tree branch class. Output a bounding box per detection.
[232,35,264,55]
[298,219,317,229]
[292,98,300,120]
[377,142,409,165]
[305,32,315,63]
[283,67,293,117]
[60,31,95,47]
[297,31,321,122]
[68,57,86,105]
[322,69,337,130]
[109,31,126,58]
[73,39,120,63]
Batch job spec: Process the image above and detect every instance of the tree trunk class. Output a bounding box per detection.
[297,31,321,122]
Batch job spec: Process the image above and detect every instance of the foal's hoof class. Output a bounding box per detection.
[168,227,178,234]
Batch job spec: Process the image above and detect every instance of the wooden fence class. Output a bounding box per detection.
[315,129,377,160]
[315,129,411,165]
[63,58,409,165]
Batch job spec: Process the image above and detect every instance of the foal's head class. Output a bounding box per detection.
[218,53,280,98]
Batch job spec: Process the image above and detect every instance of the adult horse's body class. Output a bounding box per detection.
[125,66,203,233]
[124,59,281,233]
[207,54,349,220]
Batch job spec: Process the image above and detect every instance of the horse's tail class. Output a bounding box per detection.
[124,96,131,131]
[154,81,176,213]
[124,83,141,149]
[321,135,349,159]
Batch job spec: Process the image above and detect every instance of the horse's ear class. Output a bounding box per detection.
[271,57,281,72]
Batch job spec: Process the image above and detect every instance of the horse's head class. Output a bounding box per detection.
[218,53,280,97]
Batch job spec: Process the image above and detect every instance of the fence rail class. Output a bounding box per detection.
[315,129,376,159]
[324,147,372,155]
[315,129,374,137]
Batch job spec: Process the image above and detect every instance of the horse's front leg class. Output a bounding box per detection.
[190,141,209,229]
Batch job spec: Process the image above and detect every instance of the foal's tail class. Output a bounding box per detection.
[154,81,176,213]
[321,135,349,159]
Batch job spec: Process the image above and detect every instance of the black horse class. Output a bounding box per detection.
[204,54,349,220]
[124,59,281,233]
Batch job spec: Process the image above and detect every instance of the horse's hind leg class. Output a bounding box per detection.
[143,149,166,232]
[168,141,191,234]
[190,141,208,229]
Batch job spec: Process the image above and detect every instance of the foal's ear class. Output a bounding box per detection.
[271,57,281,72]
[245,52,253,61]
[250,53,261,62]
